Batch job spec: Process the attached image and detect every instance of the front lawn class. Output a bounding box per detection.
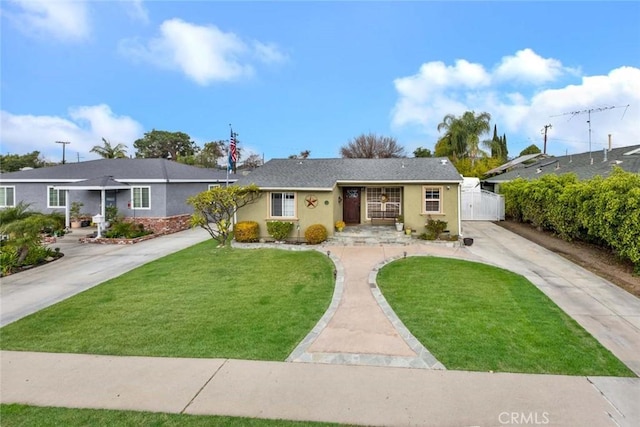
[0,404,341,427]
[0,241,334,361]
[377,256,635,376]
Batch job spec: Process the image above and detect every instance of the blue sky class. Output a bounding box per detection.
[1,1,639,165]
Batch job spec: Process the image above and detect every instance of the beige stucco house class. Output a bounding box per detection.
[234,157,463,240]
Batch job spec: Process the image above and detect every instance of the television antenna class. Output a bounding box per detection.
[551,105,629,159]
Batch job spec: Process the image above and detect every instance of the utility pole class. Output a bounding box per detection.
[55,141,71,164]
[551,105,629,160]
[541,124,552,154]
[76,152,84,163]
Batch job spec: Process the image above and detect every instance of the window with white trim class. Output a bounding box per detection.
[423,186,442,213]
[0,186,15,208]
[270,192,295,218]
[208,184,220,190]
[132,186,150,209]
[48,187,66,208]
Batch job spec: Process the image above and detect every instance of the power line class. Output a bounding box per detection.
[55,141,71,164]
[541,124,552,154]
[551,105,629,159]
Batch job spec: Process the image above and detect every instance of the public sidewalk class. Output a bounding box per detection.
[2,350,638,427]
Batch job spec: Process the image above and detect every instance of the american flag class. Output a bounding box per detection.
[228,128,237,172]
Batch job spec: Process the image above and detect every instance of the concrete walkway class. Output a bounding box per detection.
[1,222,640,426]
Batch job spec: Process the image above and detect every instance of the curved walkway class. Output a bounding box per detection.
[287,244,470,369]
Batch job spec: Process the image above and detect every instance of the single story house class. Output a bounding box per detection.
[0,158,239,234]
[483,145,640,193]
[234,157,463,239]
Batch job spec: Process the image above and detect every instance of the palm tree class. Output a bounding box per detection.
[90,138,128,159]
[436,111,491,164]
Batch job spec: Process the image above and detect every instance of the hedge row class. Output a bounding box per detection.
[500,168,640,270]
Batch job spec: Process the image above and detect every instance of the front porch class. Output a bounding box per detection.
[328,225,414,246]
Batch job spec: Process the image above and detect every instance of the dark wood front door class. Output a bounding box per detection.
[343,187,361,224]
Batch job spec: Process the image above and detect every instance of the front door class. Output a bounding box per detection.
[343,187,361,224]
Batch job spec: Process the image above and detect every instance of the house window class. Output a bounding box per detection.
[0,186,15,207]
[366,187,401,219]
[270,192,295,218]
[423,186,442,213]
[132,187,150,209]
[208,184,220,190]
[48,187,66,208]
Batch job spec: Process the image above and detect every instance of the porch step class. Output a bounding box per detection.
[327,225,414,246]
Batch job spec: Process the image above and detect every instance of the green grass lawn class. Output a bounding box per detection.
[377,256,635,377]
[0,241,334,360]
[0,404,342,427]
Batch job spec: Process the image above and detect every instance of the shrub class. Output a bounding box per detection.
[501,168,640,271]
[103,221,152,239]
[266,221,294,241]
[424,217,448,240]
[305,224,328,244]
[234,221,259,242]
[0,244,19,276]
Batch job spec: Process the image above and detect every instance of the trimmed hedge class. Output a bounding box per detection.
[500,168,640,271]
[305,224,328,244]
[266,221,294,241]
[234,221,259,242]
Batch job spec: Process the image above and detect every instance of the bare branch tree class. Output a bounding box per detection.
[340,133,405,158]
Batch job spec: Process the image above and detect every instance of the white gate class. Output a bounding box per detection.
[461,189,505,221]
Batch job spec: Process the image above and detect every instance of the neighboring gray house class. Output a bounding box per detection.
[235,157,464,239]
[0,158,239,234]
[483,145,640,193]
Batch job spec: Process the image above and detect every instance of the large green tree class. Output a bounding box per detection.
[436,111,492,163]
[90,138,128,159]
[519,144,541,156]
[195,140,225,168]
[482,125,508,163]
[413,147,432,158]
[133,130,197,161]
[0,151,46,172]
[340,133,405,158]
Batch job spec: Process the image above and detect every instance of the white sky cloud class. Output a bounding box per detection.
[392,50,640,156]
[123,0,149,24]
[494,48,579,85]
[118,18,287,85]
[5,0,90,42]
[0,105,144,162]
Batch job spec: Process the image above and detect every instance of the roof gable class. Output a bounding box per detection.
[484,144,640,183]
[0,158,239,183]
[235,158,462,189]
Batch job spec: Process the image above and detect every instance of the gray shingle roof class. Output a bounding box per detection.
[484,145,640,183]
[0,158,239,183]
[235,158,462,189]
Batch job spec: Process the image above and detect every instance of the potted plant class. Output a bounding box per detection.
[405,227,412,235]
[395,214,404,232]
[335,220,345,232]
[70,201,84,229]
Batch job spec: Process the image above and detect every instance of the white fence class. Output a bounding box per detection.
[461,189,505,221]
